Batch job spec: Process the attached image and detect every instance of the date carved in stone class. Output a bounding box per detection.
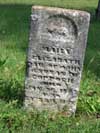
[25,6,90,115]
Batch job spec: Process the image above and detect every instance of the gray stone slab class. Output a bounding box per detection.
[24,6,90,115]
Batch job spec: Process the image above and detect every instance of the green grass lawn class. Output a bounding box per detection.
[0,0,100,132]
[0,0,98,10]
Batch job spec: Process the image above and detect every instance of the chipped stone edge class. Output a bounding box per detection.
[32,5,90,18]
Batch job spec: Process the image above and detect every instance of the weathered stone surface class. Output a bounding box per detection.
[24,6,90,114]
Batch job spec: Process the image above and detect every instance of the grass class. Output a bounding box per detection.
[0,101,100,133]
[0,0,100,132]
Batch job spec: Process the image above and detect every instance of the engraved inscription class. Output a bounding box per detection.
[26,46,81,100]
[39,15,78,44]
[25,6,90,114]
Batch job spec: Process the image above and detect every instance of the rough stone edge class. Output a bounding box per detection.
[32,5,90,17]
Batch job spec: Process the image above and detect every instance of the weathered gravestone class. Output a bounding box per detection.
[25,6,90,115]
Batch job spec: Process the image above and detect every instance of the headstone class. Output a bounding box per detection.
[25,6,90,115]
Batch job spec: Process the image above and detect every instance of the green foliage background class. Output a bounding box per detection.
[0,0,100,132]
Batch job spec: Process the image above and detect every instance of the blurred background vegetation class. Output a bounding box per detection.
[0,0,100,132]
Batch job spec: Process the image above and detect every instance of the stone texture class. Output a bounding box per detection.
[24,6,90,114]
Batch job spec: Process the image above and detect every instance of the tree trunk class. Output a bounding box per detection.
[96,0,100,18]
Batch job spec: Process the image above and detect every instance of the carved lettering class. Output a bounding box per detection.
[25,6,90,114]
